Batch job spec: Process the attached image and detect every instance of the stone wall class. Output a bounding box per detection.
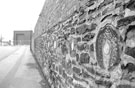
[33,0,135,88]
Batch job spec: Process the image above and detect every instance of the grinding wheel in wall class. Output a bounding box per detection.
[96,23,121,71]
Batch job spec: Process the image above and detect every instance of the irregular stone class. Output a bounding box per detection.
[77,43,86,51]
[115,2,122,8]
[72,60,77,65]
[77,19,86,25]
[102,7,109,15]
[70,27,76,35]
[117,16,135,27]
[67,59,72,69]
[82,69,91,78]
[125,47,135,58]
[90,43,94,52]
[121,62,135,73]
[61,44,68,55]
[85,0,95,7]
[77,43,89,51]
[88,8,97,15]
[76,24,88,35]
[73,74,89,84]
[76,53,80,62]
[98,0,114,10]
[76,37,82,42]
[116,84,132,88]
[61,59,66,69]
[82,33,95,42]
[72,66,81,75]
[126,25,135,39]
[51,63,55,70]
[123,0,135,11]
[85,66,101,76]
[64,33,70,40]
[62,70,68,79]
[56,65,59,72]
[73,19,79,26]
[79,52,90,64]
[70,49,77,58]
[95,79,112,88]
[78,6,85,16]
[59,84,62,88]
[67,76,74,85]
[87,15,94,22]
[74,83,86,88]
[101,14,112,22]
[90,23,97,31]
[79,11,87,22]
[66,69,73,76]
[59,65,63,75]
[56,75,63,83]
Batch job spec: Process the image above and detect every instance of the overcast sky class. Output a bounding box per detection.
[0,0,45,41]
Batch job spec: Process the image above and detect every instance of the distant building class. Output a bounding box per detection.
[13,30,33,45]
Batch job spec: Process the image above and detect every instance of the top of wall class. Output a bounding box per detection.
[34,0,87,38]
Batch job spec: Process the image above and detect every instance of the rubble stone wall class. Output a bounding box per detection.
[33,0,135,88]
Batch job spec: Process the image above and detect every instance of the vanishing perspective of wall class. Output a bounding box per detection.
[32,0,135,88]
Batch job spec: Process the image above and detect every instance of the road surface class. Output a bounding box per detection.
[0,46,43,88]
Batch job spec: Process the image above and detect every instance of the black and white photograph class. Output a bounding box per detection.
[0,0,135,88]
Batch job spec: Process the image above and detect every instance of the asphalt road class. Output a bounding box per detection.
[0,46,43,88]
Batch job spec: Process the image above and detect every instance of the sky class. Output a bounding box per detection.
[0,0,45,41]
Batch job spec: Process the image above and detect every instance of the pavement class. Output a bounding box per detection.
[0,46,43,88]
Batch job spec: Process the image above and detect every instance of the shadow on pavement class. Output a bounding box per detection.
[26,62,50,88]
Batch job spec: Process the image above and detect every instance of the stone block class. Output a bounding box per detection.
[59,65,63,75]
[73,66,81,75]
[70,27,76,35]
[73,73,89,84]
[72,19,79,26]
[115,2,122,9]
[67,76,74,85]
[70,49,77,58]
[62,70,68,79]
[72,60,77,65]
[82,69,91,78]
[76,24,91,35]
[77,43,89,52]
[124,0,135,11]
[89,43,94,52]
[88,8,97,15]
[95,79,112,88]
[76,53,80,62]
[79,52,90,64]
[77,43,86,51]
[56,65,59,72]
[90,23,97,31]
[61,44,68,55]
[116,84,132,88]
[102,7,109,15]
[76,37,82,42]
[125,46,135,58]
[117,16,135,27]
[74,83,86,88]
[98,0,114,10]
[82,33,95,42]
[67,59,72,69]
[85,66,101,76]
[85,0,95,7]
[61,59,67,69]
